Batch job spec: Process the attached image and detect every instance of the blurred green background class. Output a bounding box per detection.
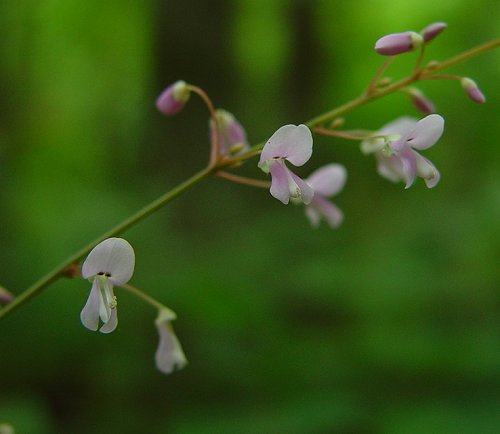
[1,0,499,433]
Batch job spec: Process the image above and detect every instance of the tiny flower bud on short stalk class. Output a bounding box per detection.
[210,109,249,156]
[406,87,436,114]
[461,77,486,104]
[156,80,191,116]
[421,22,447,43]
[0,286,14,305]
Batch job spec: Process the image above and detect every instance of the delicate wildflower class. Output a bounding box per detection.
[361,115,444,188]
[80,238,135,334]
[375,31,423,56]
[420,22,447,43]
[155,308,187,374]
[407,87,436,114]
[0,285,14,305]
[156,80,191,116]
[210,109,249,156]
[304,164,347,229]
[258,124,314,205]
[461,77,486,104]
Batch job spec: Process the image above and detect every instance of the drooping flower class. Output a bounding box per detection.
[210,109,249,156]
[420,22,447,42]
[374,31,423,56]
[155,308,187,374]
[80,238,135,334]
[461,77,486,104]
[258,124,314,205]
[156,80,191,116]
[406,87,436,114]
[361,115,444,188]
[304,164,347,229]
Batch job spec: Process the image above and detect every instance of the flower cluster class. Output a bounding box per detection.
[80,238,186,375]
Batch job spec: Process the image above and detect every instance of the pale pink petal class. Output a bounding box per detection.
[406,114,444,150]
[259,124,312,167]
[306,164,347,198]
[80,280,101,331]
[376,154,403,183]
[99,307,118,334]
[290,172,314,205]
[310,196,344,228]
[398,148,418,189]
[415,153,440,188]
[268,160,293,204]
[305,206,321,228]
[82,238,135,285]
[379,117,417,137]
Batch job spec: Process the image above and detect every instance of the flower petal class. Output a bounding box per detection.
[259,124,312,167]
[379,117,417,137]
[310,196,344,228]
[99,307,118,334]
[307,164,347,197]
[82,238,135,285]
[399,148,418,189]
[290,172,314,205]
[376,154,403,183]
[304,206,321,228]
[268,160,293,204]
[415,153,440,188]
[80,280,101,331]
[406,114,444,150]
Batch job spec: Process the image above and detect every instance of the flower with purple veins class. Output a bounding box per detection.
[258,124,314,205]
[155,308,187,374]
[210,109,249,156]
[361,115,444,189]
[304,164,347,229]
[80,238,135,334]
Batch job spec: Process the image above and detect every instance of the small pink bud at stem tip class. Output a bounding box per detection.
[156,80,191,116]
[374,31,423,56]
[421,22,447,42]
[461,77,486,104]
[0,286,14,304]
[407,88,436,114]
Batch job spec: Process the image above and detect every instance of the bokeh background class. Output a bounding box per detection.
[1,0,499,433]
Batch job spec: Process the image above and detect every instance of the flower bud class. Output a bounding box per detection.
[374,31,423,56]
[0,285,14,305]
[420,22,447,42]
[156,80,191,116]
[407,87,436,114]
[461,78,486,104]
[210,109,248,155]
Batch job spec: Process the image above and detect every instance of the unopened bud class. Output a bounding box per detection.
[407,87,436,114]
[421,22,447,42]
[461,78,486,104]
[156,80,191,116]
[210,109,248,155]
[0,285,14,305]
[374,31,423,56]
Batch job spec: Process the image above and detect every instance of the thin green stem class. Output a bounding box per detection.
[120,284,166,311]
[0,165,216,320]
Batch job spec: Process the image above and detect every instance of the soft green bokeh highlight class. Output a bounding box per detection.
[1,0,499,433]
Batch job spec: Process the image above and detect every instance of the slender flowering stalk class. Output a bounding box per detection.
[1,36,498,321]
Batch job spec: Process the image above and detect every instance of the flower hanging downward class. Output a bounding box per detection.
[361,115,444,188]
[80,238,135,333]
[258,124,314,205]
[155,308,187,374]
[304,164,347,229]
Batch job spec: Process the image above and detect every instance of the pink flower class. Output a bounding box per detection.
[155,308,187,375]
[258,124,314,205]
[156,80,190,116]
[407,87,436,114]
[210,109,249,156]
[80,238,135,333]
[304,164,347,229]
[374,31,423,56]
[361,115,444,188]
